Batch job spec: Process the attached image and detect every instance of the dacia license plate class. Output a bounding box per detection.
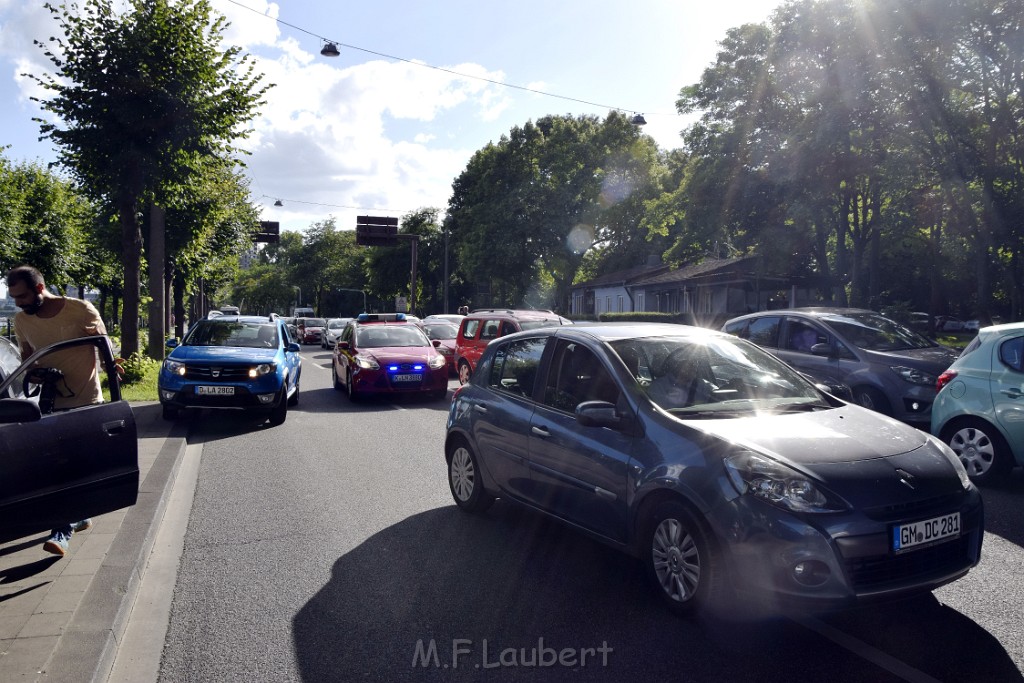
[392,374,421,382]
[893,512,960,553]
[197,385,235,396]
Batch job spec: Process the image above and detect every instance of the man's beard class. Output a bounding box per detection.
[20,295,43,315]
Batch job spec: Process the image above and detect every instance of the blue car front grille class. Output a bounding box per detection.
[185,365,251,381]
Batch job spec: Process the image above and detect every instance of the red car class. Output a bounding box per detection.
[295,317,326,344]
[332,313,449,401]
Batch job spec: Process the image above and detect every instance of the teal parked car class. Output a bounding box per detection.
[932,322,1024,484]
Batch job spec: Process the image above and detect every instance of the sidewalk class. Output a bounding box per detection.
[0,402,189,682]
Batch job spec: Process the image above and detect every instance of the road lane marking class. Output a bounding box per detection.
[790,614,943,683]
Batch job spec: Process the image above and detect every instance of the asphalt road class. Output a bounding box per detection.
[154,348,1024,683]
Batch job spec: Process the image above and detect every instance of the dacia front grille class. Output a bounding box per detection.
[185,365,251,381]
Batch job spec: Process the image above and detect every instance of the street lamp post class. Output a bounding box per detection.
[336,288,367,313]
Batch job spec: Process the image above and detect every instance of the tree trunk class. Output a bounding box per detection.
[147,204,166,360]
[119,199,143,357]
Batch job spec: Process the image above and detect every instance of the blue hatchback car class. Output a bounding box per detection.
[158,315,302,426]
[445,323,982,616]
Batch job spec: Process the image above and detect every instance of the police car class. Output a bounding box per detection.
[332,313,449,401]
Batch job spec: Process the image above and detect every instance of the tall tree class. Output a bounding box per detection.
[29,0,270,356]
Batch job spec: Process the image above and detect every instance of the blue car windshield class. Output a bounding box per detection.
[610,335,829,416]
[184,321,278,348]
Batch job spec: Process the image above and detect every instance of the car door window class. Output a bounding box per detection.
[499,321,517,337]
[480,320,500,340]
[542,341,620,412]
[487,338,546,398]
[999,337,1024,372]
[747,316,781,348]
[462,319,480,340]
[785,321,825,354]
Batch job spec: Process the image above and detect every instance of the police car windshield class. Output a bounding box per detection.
[357,325,429,348]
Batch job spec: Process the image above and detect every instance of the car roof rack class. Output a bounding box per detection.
[471,308,556,315]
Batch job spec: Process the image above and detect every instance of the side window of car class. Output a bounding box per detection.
[747,317,781,348]
[784,321,824,354]
[998,337,1024,372]
[487,338,546,398]
[542,341,620,413]
[499,321,517,337]
[480,320,501,340]
[462,319,479,340]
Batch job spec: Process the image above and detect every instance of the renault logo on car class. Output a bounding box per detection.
[895,468,916,490]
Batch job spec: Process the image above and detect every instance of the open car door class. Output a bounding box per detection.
[0,335,138,544]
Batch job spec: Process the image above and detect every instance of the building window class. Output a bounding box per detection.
[699,288,713,314]
[617,295,624,312]
[636,293,644,312]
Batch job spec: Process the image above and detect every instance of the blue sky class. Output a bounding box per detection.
[0,0,780,238]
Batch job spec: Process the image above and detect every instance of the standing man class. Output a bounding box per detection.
[5,265,107,556]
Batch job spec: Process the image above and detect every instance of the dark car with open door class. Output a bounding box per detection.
[0,335,139,544]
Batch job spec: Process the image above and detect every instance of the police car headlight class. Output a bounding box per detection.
[428,355,447,370]
[355,355,379,370]
[163,359,186,376]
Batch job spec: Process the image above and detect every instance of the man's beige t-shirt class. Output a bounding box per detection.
[13,298,106,409]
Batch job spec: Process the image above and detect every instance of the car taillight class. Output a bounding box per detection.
[936,369,958,392]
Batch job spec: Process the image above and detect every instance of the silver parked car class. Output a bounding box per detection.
[321,317,353,349]
[723,308,958,424]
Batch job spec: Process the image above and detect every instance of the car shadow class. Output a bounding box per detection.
[974,469,1024,548]
[292,503,1021,683]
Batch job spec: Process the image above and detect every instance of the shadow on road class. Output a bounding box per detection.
[292,502,1022,682]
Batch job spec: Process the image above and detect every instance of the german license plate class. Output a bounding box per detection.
[196,385,235,396]
[893,512,960,553]
[392,374,421,382]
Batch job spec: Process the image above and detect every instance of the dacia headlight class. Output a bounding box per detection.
[355,355,380,370]
[248,363,276,378]
[725,451,849,513]
[926,434,973,490]
[163,359,186,376]
[428,355,447,370]
[890,365,937,386]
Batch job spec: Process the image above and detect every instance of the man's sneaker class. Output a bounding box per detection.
[43,531,71,557]
[71,519,92,533]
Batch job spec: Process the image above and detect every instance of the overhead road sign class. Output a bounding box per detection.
[356,216,399,246]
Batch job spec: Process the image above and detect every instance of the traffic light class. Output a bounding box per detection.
[355,216,398,246]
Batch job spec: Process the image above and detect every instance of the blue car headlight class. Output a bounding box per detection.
[248,363,276,378]
[163,359,186,376]
[725,451,850,513]
[890,365,937,386]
